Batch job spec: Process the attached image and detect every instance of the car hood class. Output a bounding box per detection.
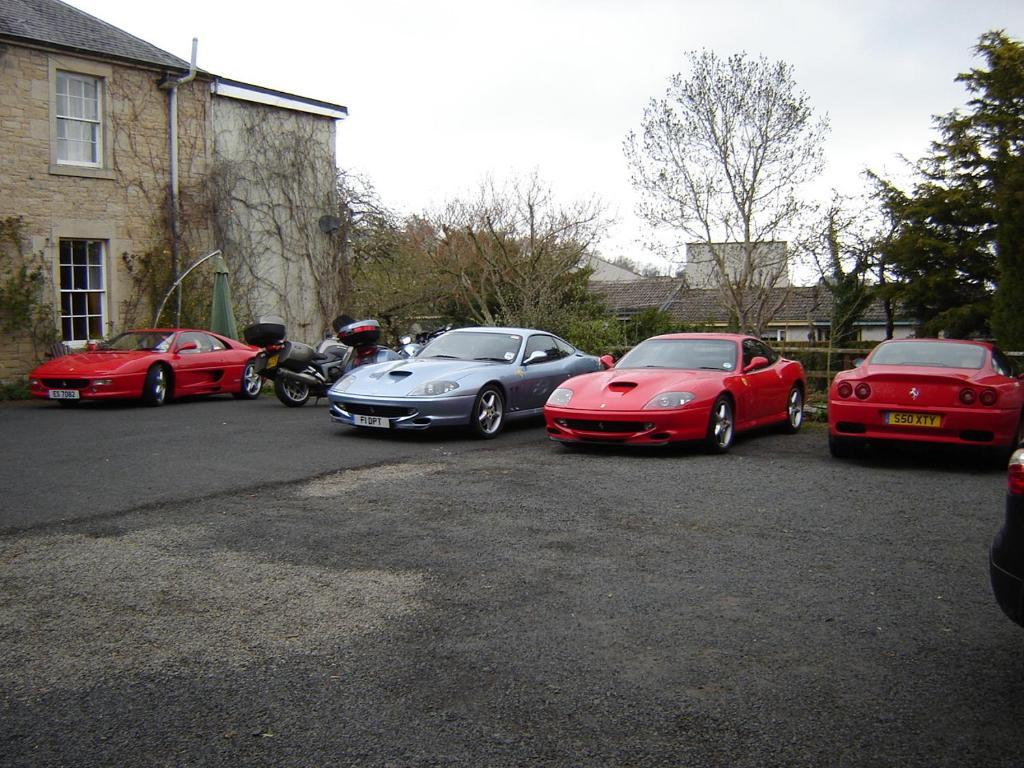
[335,357,513,397]
[558,368,726,409]
[32,351,152,376]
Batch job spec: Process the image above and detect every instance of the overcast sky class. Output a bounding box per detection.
[68,0,1024,276]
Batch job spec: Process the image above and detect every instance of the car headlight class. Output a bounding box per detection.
[332,375,356,394]
[409,380,459,396]
[644,391,696,409]
[547,387,574,406]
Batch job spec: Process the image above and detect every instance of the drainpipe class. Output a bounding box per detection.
[158,38,198,326]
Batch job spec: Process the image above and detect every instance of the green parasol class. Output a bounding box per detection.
[209,253,238,339]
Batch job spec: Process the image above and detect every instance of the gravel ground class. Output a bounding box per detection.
[2,422,1023,767]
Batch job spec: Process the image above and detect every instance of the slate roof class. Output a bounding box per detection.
[590,278,683,312]
[0,0,190,70]
[593,278,912,328]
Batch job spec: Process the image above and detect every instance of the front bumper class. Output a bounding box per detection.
[328,392,476,430]
[544,404,710,446]
[30,376,141,401]
[829,400,1018,447]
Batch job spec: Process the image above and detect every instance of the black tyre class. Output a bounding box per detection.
[828,432,860,459]
[142,364,170,407]
[274,376,310,407]
[233,359,263,400]
[470,385,505,439]
[784,385,804,434]
[704,395,734,453]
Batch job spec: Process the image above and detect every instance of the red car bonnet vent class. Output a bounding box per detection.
[1009,449,1024,496]
[608,381,638,392]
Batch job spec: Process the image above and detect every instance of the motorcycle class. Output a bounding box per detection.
[398,324,452,357]
[244,315,401,407]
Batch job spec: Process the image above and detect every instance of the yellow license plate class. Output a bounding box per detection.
[886,411,942,428]
[267,354,278,368]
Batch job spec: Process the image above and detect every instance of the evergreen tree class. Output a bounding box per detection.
[874,31,1024,343]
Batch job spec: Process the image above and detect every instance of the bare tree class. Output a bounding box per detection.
[426,174,608,329]
[625,50,828,334]
[794,193,878,346]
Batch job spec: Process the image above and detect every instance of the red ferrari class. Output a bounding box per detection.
[28,329,263,407]
[828,338,1024,458]
[544,333,806,452]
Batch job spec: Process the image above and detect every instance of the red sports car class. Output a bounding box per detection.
[544,333,806,452]
[828,338,1024,458]
[28,329,263,407]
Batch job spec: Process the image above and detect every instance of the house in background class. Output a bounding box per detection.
[0,0,347,381]
[584,255,642,282]
[683,241,791,289]
[591,278,916,343]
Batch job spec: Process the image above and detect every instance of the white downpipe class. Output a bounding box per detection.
[161,38,199,326]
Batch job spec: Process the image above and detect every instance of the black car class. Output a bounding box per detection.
[991,447,1024,627]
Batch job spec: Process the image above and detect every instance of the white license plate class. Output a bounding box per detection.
[354,414,389,429]
[48,389,80,400]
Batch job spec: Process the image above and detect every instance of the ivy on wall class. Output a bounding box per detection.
[0,216,56,353]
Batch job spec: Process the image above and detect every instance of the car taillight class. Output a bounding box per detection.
[837,382,853,399]
[959,388,976,405]
[854,383,871,400]
[1009,449,1024,496]
[980,388,998,406]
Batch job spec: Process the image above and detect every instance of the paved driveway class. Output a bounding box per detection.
[1,398,1021,766]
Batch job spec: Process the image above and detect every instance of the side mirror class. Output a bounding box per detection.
[524,350,549,366]
[176,341,199,354]
[599,354,615,370]
[743,355,768,373]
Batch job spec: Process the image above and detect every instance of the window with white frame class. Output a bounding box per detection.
[59,239,106,343]
[56,72,102,166]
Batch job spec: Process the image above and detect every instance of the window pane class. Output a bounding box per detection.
[55,73,101,165]
[59,239,106,344]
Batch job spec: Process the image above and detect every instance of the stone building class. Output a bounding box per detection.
[0,0,347,381]
[684,241,791,289]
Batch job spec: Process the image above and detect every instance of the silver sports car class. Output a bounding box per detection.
[327,327,608,438]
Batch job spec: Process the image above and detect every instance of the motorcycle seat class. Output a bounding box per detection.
[313,344,349,364]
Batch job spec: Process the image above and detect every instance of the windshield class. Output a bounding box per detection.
[419,331,523,363]
[870,341,985,369]
[101,331,174,352]
[617,338,738,371]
